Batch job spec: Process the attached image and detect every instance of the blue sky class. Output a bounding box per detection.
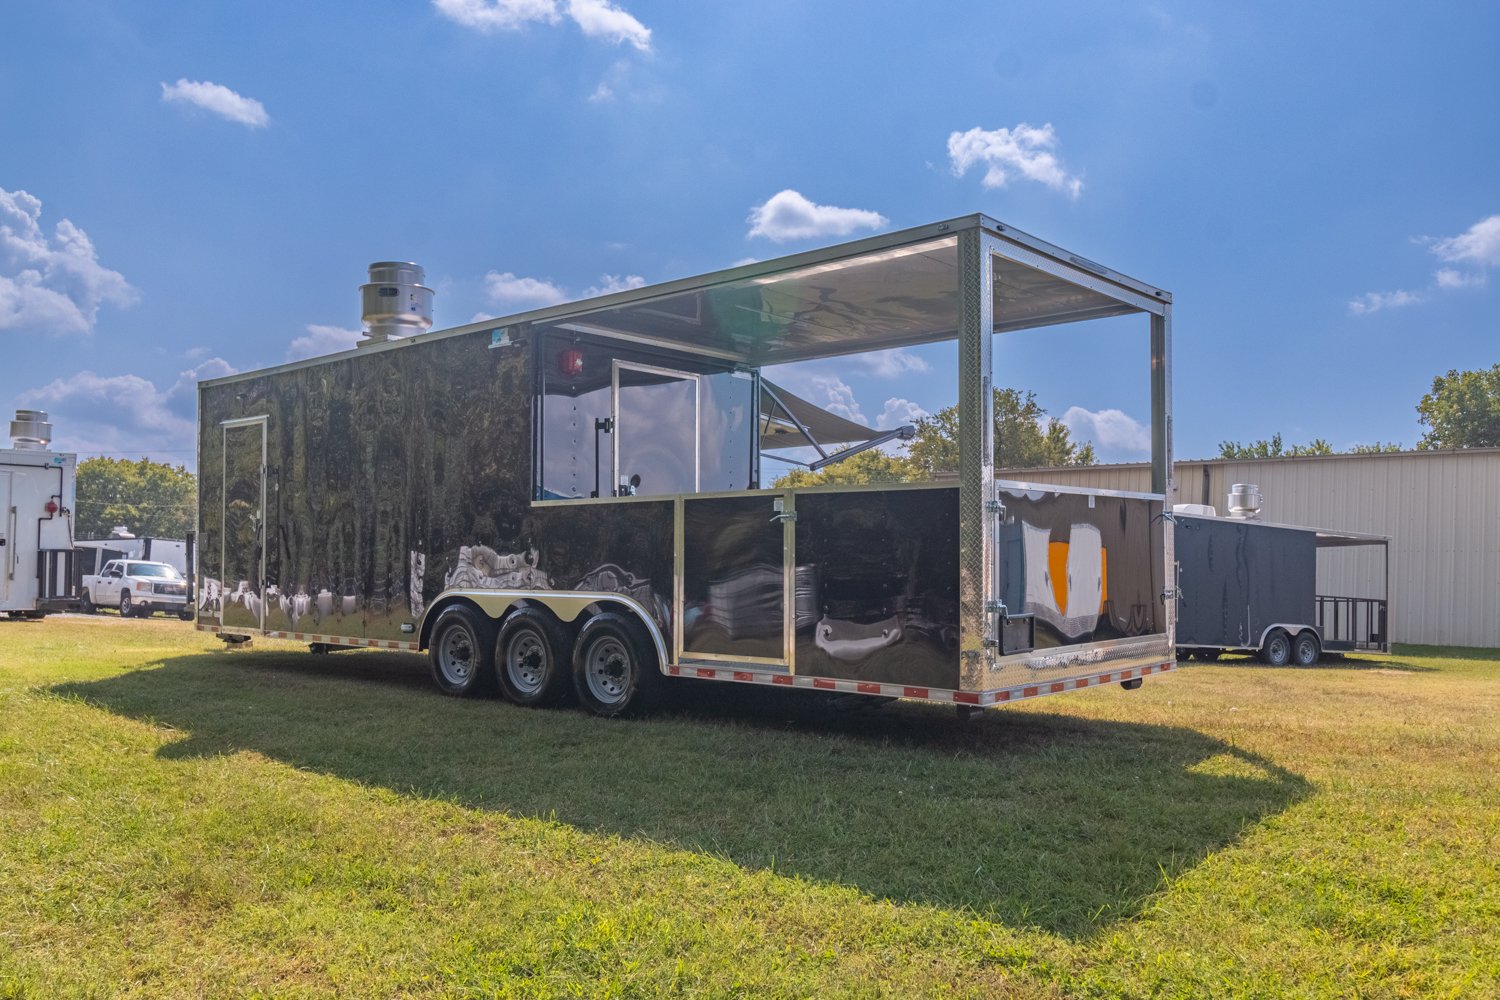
[3,1,1496,468]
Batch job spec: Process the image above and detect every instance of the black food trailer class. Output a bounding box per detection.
[1174,507,1390,665]
[196,214,1179,716]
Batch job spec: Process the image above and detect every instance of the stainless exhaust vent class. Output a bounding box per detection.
[359,262,434,346]
[1227,483,1262,519]
[10,409,52,450]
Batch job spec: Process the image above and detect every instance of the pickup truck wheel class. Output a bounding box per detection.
[79,590,95,614]
[119,591,133,617]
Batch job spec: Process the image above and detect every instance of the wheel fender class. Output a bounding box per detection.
[417,589,669,671]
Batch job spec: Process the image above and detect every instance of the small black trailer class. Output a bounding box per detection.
[195,215,1180,716]
[1174,507,1390,665]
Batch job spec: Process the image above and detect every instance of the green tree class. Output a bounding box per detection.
[905,387,1096,476]
[1417,363,1500,449]
[771,447,915,488]
[1348,441,1406,454]
[1216,434,1334,459]
[75,457,196,539]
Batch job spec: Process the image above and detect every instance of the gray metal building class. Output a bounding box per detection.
[1016,449,1500,649]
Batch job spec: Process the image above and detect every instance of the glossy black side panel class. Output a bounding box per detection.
[997,487,1164,649]
[198,333,673,641]
[1175,516,1315,648]
[793,488,960,688]
[682,494,786,660]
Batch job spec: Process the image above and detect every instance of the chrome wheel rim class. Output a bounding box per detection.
[120,594,131,615]
[583,634,630,705]
[505,628,547,695]
[437,625,476,685]
[1268,636,1289,662]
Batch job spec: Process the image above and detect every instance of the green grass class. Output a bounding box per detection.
[2,617,1497,998]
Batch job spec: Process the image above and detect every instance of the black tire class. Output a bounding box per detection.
[1196,648,1221,662]
[80,590,95,614]
[496,607,574,707]
[1291,631,1320,667]
[178,609,194,622]
[572,612,661,718]
[428,604,497,698]
[119,591,133,618]
[1261,628,1292,667]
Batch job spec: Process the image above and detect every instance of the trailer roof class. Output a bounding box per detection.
[492,214,1169,365]
[201,215,1172,388]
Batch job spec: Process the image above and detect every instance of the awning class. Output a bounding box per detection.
[759,379,883,452]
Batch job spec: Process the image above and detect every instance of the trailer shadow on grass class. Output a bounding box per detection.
[57,649,1309,939]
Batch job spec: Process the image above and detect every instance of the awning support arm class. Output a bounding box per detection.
[807,425,916,471]
[760,382,830,461]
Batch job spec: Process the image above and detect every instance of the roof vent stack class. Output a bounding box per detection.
[1227,483,1263,519]
[10,409,52,450]
[359,262,433,347]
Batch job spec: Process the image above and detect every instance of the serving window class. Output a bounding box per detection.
[536,333,756,500]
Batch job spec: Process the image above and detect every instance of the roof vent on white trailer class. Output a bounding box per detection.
[108,526,136,539]
[1227,483,1263,519]
[1173,503,1218,517]
[10,409,52,450]
[359,261,434,346]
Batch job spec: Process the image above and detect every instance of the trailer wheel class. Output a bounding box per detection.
[1196,648,1221,662]
[428,604,497,698]
[1291,631,1320,667]
[1261,628,1292,667]
[572,612,660,718]
[496,607,573,707]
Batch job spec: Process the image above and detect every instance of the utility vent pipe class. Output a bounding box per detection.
[1227,483,1263,519]
[359,262,434,346]
[10,409,52,450]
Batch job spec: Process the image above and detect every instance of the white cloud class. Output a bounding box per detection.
[567,0,651,50]
[17,358,235,461]
[1435,268,1486,290]
[1428,214,1500,267]
[433,0,650,50]
[431,0,559,31]
[856,348,929,378]
[581,273,646,297]
[1059,406,1151,457]
[287,324,364,361]
[483,270,568,307]
[809,375,866,425]
[877,397,927,429]
[0,187,138,335]
[1348,289,1422,316]
[947,123,1083,198]
[747,190,889,242]
[160,79,269,128]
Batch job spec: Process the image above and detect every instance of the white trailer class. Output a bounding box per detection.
[0,410,79,618]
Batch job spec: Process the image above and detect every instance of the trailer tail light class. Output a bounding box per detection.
[558,349,584,377]
[44,499,58,515]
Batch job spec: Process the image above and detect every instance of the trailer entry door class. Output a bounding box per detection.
[679,492,793,666]
[221,419,266,631]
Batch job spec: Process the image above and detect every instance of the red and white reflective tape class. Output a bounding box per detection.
[667,659,1174,709]
[196,623,419,652]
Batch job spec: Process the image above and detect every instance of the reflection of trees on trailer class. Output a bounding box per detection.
[196,215,1179,716]
[1174,511,1390,666]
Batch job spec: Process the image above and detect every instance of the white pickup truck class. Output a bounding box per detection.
[80,559,192,619]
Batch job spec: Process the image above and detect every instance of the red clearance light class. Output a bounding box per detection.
[45,500,59,515]
[558,348,585,377]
